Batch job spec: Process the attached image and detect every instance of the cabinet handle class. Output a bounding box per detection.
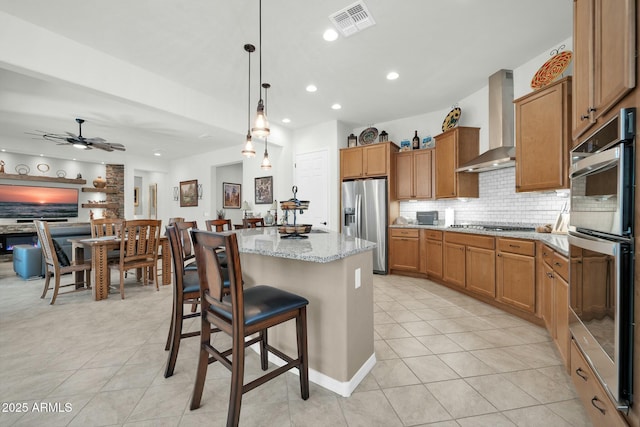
[554,262,563,267]
[547,272,554,279]
[575,368,588,381]
[508,244,520,248]
[497,253,502,257]
[591,397,606,415]
[588,107,597,113]
[580,114,590,121]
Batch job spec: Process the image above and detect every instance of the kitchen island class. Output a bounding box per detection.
[234,227,376,397]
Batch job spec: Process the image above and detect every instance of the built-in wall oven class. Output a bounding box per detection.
[569,107,635,411]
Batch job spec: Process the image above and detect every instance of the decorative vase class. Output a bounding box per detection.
[93,176,107,188]
[264,211,274,226]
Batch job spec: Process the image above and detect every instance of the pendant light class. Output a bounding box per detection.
[260,82,272,170]
[251,0,270,138]
[241,43,256,157]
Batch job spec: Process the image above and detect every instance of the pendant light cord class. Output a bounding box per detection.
[247,49,251,130]
[258,0,263,101]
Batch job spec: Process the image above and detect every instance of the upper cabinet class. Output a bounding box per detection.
[514,77,572,192]
[395,149,434,200]
[340,142,399,180]
[434,127,479,199]
[572,0,636,140]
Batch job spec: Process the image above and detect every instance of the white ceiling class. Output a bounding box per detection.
[0,0,573,162]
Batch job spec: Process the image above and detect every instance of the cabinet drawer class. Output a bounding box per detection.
[570,341,627,427]
[552,252,569,282]
[445,232,494,250]
[390,228,419,238]
[497,238,535,256]
[541,244,554,267]
[423,229,442,241]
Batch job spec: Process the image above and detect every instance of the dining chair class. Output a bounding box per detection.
[241,217,265,228]
[35,220,92,305]
[189,230,309,426]
[168,217,185,225]
[109,219,162,299]
[163,224,201,378]
[91,218,123,237]
[174,220,198,271]
[205,219,232,232]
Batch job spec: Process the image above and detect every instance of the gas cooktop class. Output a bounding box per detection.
[448,224,535,232]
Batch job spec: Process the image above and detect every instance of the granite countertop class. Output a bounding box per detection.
[235,228,376,263]
[390,224,569,255]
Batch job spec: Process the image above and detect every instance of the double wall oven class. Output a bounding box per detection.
[569,107,635,411]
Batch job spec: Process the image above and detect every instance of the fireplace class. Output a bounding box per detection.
[0,232,38,255]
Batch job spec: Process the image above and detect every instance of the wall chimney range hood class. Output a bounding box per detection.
[456,69,515,173]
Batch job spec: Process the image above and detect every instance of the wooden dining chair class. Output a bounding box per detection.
[205,219,232,232]
[189,230,309,426]
[164,224,201,378]
[174,220,198,271]
[35,220,92,305]
[241,217,265,228]
[168,217,185,225]
[90,218,123,237]
[109,219,162,299]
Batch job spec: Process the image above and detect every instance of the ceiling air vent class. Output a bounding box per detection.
[329,1,376,37]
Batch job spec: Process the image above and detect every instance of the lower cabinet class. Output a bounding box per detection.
[389,228,420,272]
[571,341,628,427]
[496,238,536,313]
[421,229,443,278]
[443,232,495,296]
[538,243,570,366]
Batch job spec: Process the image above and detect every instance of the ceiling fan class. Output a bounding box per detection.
[27,118,126,152]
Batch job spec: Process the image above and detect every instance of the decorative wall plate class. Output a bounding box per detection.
[441,107,462,132]
[359,127,378,145]
[37,163,50,174]
[56,169,67,178]
[530,50,572,89]
[15,164,30,175]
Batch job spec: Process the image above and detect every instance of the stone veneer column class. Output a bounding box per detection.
[106,164,124,219]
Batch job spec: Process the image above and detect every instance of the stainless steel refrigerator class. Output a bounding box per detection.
[342,178,388,274]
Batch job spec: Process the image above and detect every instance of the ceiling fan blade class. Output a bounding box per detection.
[85,137,106,143]
[107,143,126,151]
[89,141,114,151]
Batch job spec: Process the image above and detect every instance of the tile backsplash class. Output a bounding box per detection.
[399,168,568,226]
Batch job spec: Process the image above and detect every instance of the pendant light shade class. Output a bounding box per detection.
[242,44,256,157]
[252,0,270,138]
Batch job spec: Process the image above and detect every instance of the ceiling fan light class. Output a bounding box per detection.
[252,99,270,138]
[73,142,88,149]
[242,133,256,157]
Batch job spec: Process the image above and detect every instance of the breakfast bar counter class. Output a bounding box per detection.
[233,227,376,397]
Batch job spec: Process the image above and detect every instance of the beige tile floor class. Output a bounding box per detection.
[0,262,593,426]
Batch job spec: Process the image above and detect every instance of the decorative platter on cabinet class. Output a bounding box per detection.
[441,107,462,132]
[358,127,378,145]
[530,50,572,90]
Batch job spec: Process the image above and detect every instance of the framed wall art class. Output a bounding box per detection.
[180,179,198,207]
[223,182,241,209]
[254,176,273,205]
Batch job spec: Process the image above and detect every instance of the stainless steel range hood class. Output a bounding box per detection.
[456,69,515,173]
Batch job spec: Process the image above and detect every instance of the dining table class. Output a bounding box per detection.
[69,235,171,301]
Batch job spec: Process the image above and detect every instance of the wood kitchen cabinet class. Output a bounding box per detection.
[496,238,536,313]
[395,149,434,200]
[389,228,420,272]
[434,127,479,199]
[423,229,443,279]
[340,142,399,180]
[538,243,570,366]
[443,232,495,295]
[514,77,571,192]
[572,0,636,140]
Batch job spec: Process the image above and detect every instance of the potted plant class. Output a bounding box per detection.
[216,209,225,219]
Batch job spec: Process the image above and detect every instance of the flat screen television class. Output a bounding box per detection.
[0,184,79,219]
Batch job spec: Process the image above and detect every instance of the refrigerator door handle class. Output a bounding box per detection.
[355,194,361,238]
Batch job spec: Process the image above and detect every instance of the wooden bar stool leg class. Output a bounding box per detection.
[228,339,245,427]
[297,307,310,400]
[190,320,211,410]
[260,329,268,371]
[164,300,184,378]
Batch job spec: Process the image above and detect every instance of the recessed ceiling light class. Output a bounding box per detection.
[40,153,44,157]
[323,29,338,42]
[1,149,5,152]
[386,71,399,80]
[306,84,317,93]
[331,103,342,110]
[282,118,291,123]
[153,151,162,157]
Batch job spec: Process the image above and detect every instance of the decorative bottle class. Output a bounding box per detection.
[412,131,420,149]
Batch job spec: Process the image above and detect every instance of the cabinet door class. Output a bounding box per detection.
[395,152,414,199]
[593,0,636,120]
[364,144,388,177]
[413,150,433,199]
[341,148,363,179]
[443,242,465,288]
[541,262,555,334]
[572,0,594,139]
[555,275,570,365]
[426,239,443,278]
[435,131,456,198]
[515,79,570,192]
[389,236,420,272]
[496,251,536,313]
[466,246,496,298]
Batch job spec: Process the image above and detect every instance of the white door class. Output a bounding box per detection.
[294,150,329,229]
